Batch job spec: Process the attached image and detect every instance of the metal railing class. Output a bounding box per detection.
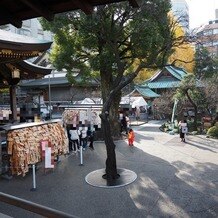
[0,192,78,218]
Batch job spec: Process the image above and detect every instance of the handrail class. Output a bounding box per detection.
[0,192,78,218]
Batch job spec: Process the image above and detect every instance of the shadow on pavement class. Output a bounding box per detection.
[185,141,217,153]
[0,122,217,218]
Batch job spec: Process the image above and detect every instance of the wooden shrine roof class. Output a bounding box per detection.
[0,60,52,87]
[0,29,52,87]
[0,30,52,64]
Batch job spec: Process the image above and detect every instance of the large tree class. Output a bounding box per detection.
[201,76,218,117]
[41,1,179,180]
[174,73,218,130]
[134,13,195,84]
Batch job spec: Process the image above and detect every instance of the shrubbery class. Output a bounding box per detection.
[207,126,218,138]
[160,122,179,134]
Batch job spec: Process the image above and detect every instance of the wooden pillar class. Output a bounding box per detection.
[9,85,17,122]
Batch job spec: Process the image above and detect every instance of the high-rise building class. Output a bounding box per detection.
[171,0,189,31]
[0,18,52,41]
[196,10,218,57]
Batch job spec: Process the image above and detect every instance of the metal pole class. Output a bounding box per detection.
[48,76,52,120]
[30,164,36,191]
[79,146,83,166]
[171,99,178,129]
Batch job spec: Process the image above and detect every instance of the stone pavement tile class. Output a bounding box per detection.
[0,146,146,218]
[162,177,218,216]
[147,195,191,218]
[0,120,217,218]
[184,197,218,218]
[0,213,12,218]
[175,163,218,196]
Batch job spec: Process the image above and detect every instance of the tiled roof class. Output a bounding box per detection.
[140,66,188,86]
[165,66,187,81]
[20,77,70,87]
[135,86,160,98]
[147,81,180,89]
[20,76,99,88]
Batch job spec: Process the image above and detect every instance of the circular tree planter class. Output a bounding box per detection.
[85,168,137,188]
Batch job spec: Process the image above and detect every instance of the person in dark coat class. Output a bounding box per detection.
[121,115,128,134]
[87,127,94,150]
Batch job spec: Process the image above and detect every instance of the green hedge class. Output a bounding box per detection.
[207,126,218,138]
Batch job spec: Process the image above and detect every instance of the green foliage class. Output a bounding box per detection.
[40,1,175,90]
[173,128,179,134]
[194,47,218,79]
[161,123,179,134]
[187,120,196,132]
[207,126,218,138]
[40,1,181,139]
[175,72,218,122]
[174,74,204,114]
[0,88,9,93]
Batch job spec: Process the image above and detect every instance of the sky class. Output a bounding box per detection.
[188,0,218,29]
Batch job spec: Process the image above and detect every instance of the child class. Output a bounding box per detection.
[128,129,135,146]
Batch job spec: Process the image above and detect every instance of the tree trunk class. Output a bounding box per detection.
[109,90,121,138]
[100,70,121,180]
[101,112,119,180]
[100,70,121,138]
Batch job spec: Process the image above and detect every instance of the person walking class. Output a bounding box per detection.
[121,115,128,134]
[128,128,135,146]
[126,115,130,132]
[87,127,94,150]
[80,127,88,150]
[178,119,188,142]
[69,128,80,153]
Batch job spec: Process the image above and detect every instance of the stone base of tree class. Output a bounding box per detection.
[85,168,137,188]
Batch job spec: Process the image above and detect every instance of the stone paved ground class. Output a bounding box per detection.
[0,120,217,218]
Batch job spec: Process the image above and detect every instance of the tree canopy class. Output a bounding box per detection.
[167,22,195,73]
[134,12,195,84]
[41,0,181,180]
[41,1,176,84]
[174,71,218,130]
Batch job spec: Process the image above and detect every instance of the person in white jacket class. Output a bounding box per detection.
[80,127,88,150]
[69,128,80,152]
